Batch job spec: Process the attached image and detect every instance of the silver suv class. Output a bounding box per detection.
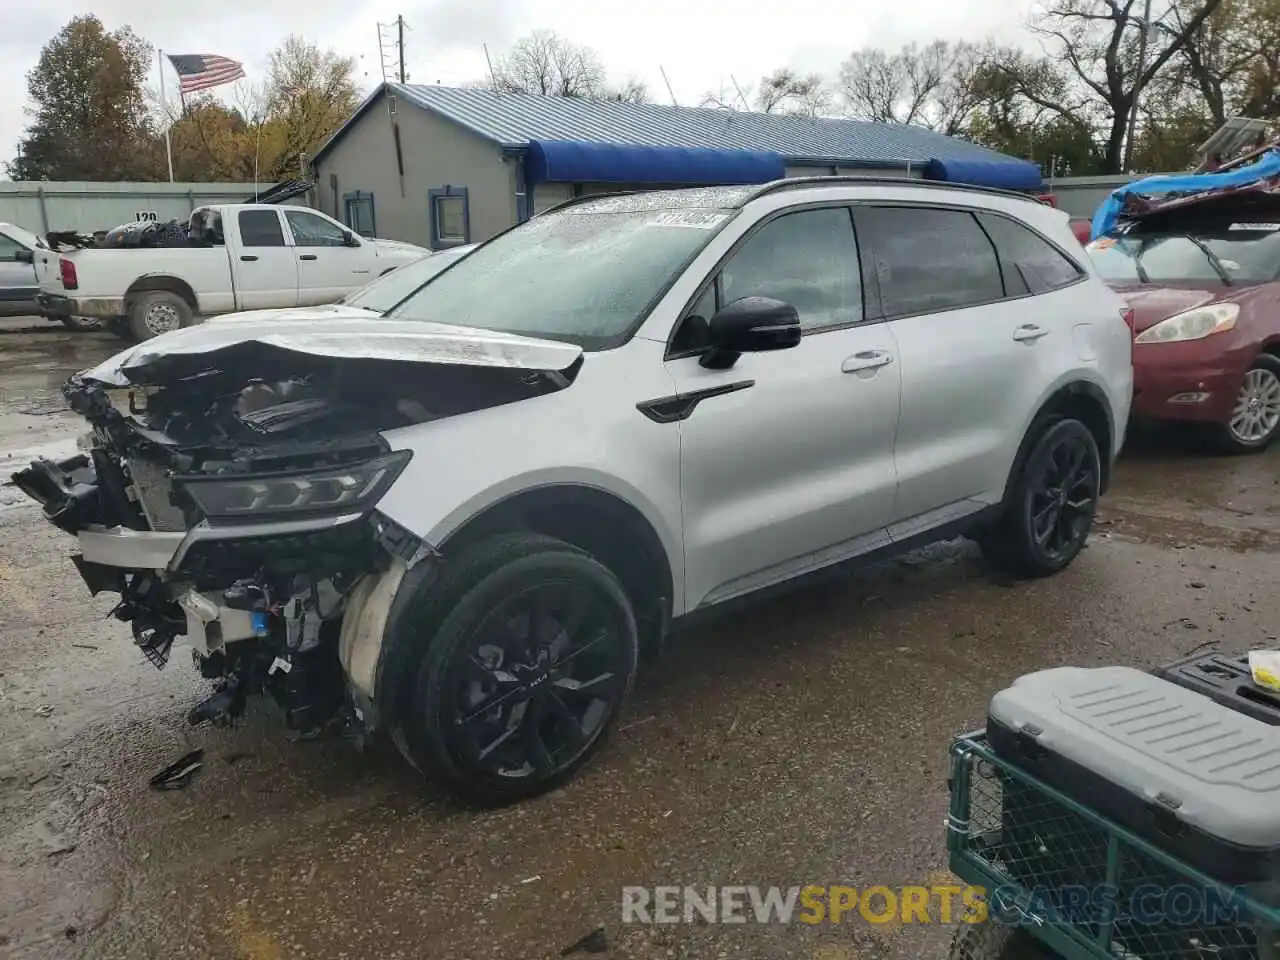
[15,178,1133,804]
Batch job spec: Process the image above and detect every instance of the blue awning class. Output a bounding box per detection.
[525,139,786,186]
[922,157,1044,192]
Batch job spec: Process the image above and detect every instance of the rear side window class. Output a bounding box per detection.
[977,213,1083,295]
[855,206,1003,317]
[238,210,285,247]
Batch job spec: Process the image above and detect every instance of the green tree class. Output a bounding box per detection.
[8,15,157,180]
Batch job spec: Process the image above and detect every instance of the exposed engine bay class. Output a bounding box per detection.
[13,336,580,737]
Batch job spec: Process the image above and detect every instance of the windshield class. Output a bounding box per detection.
[1087,224,1280,285]
[386,203,734,349]
[343,245,474,312]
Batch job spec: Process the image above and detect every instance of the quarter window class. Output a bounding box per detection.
[855,206,1003,317]
[238,210,285,247]
[977,213,1083,295]
[719,207,863,332]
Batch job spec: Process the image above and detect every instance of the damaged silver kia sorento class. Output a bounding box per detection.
[12,182,1132,804]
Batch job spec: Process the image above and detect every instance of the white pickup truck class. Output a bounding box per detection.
[35,204,429,341]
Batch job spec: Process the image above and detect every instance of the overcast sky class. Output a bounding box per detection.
[3,0,1039,172]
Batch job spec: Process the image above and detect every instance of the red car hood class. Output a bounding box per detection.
[1109,284,1229,334]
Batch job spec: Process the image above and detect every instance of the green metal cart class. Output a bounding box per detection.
[945,732,1280,960]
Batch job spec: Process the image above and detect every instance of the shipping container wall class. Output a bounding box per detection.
[0,182,313,236]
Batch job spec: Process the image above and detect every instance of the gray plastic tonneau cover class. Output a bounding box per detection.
[989,665,1280,849]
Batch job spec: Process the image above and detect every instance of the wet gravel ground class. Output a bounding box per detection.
[2,318,1279,960]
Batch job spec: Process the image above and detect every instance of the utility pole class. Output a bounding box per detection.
[397,16,406,82]
[377,17,408,84]
[1122,0,1154,173]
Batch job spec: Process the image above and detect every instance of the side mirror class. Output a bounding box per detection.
[343,230,361,247]
[699,296,801,369]
[14,248,34,264]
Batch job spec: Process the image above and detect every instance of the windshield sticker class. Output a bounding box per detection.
[646,210,729,230]
[1229,222,1280,231]
[1087,237,1116,251]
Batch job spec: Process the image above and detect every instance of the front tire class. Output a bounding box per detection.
[393,533,639,805]
[979,417,1101,578]
[127,290,192,341]
[1217,355,1280,454]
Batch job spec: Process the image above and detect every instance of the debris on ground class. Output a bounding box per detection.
[148,749,204,791]
[33,705,54,717]
[560,927,608,955]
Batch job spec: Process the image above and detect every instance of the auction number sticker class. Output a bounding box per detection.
[647,210,729,229]
[1229,222,1280,231]
[1087,237,1116,251]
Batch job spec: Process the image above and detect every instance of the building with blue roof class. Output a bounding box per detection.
[311,82,1043,250]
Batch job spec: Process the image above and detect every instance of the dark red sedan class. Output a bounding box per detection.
[1086,217,1280,452]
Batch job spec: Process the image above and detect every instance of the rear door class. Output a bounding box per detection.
[0,229,38,314]
[855,204,1081,528]
[283,209,377,304]
[667,205,902,610]
[232,209,299,309]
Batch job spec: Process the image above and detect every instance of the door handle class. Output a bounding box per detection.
[1012,324,1049,342]
[841,350,894,373]
[240,255,258,262]
[299,254,318,261]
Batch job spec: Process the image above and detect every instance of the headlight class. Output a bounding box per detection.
[1134,304,1239,344]
[180,450,410,523]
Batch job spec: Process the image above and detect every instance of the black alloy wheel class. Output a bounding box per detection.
[393,533,639,805]
[979,418,1101,578]
[447,580,630,781]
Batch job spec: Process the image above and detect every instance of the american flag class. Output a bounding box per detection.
[166,54,246,94]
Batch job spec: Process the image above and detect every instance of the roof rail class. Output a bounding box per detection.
[745,175,1044,204]
[531,174,1043,220]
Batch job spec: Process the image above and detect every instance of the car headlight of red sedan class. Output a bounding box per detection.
[1134,303,1239,344]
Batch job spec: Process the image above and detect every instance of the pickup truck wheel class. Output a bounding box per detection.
[60,315,102,332]
[393,532,638,806]
[978,417,1100,579]
[128,290,191,341]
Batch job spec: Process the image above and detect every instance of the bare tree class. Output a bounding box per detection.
[607,77,651,104]
[489,30,608,98]
[838,40,987,132]
[755,68,831,117]
[699,79,753,111]
[1009,0,1226,172]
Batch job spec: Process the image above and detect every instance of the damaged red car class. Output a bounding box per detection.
[1087,211,1280,452]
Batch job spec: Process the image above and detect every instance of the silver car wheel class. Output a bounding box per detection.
[144,302,181,335]
[1229,367,1280,444]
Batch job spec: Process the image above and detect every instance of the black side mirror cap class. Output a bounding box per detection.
[699,296,801,369]
[13,248,34,264]
[344,230,361,247]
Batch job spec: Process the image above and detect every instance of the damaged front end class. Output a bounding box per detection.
[12,322,582,737]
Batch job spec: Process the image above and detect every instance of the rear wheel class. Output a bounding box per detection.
[1217,356,1280,454]
[127,290,192,341]
[979,417,1101,578]
[392,533,639,805]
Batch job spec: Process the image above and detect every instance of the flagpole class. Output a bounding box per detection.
[159,48,175,182]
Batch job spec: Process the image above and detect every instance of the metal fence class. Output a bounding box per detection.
[0,181,313,236]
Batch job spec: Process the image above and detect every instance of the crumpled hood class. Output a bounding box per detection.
[204,303,377,325]
[80,313,584,386]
